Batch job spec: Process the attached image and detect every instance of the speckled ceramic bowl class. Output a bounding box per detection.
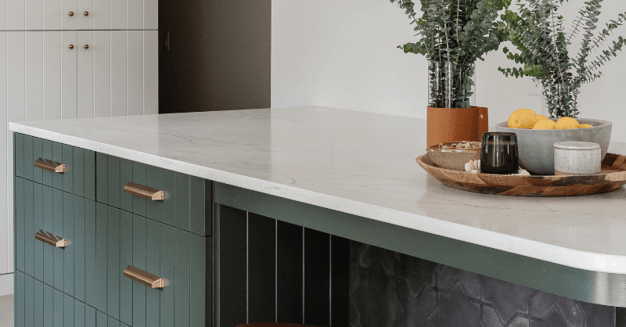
[426,141,481,171]
[495,118,612,175]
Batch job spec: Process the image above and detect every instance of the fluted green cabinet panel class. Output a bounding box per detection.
[42,140,53,187]
[15,133,24,178]
[160,224,176,327]
[15,177,24,272]
[132,214,147,327]
[120,210,134,326]
[85,305,96,327]
[63,193,75,296]
[64,293,74,327]
[146,219,161,327]
[107,206,121,320]
[34,183,44,281]
[44,284,53,327]
[175,229,191,327]
[24,180,34,276]
[54,289,64,327]
[94,203,109,312]
[35,278,44,327]
[52,189,64,291]
[24,135,34,182]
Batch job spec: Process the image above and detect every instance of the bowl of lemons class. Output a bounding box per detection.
[495,109,612,175]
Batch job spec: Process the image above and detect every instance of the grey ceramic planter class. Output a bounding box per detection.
[495,119,612,175]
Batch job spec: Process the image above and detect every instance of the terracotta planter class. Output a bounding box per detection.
[427,106,488,147]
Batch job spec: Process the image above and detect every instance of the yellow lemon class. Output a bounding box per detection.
[579,124,593,128]
[532,120,557,130]
[555,117,580,129]
[508,109,537,129]
[536,114,550,122]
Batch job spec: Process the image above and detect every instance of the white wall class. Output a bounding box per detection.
[272,0,626,143]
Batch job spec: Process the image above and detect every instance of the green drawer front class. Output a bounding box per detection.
[96,153,211,236]
[14,270,105,327]
[14,177,94,301]
[14,133,96,200]
[83,203,209,326]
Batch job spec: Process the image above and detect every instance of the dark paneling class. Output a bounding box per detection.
[277,221,303,324]
[248,213,276,323]
[158,0,271,113]
[304,229,330,326]
[331,236,350,327]
[218,205,247,327]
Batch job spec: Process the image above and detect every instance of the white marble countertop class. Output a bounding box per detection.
[10,107,626,274]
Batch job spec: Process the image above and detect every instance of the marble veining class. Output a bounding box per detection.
[9,107,626,274]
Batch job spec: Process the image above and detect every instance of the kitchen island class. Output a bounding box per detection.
[10,107,626,327]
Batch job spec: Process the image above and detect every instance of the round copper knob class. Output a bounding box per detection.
[69,44,74,49]
[84,44,89,49]
[84,11,89,16]
[69,11,74,16]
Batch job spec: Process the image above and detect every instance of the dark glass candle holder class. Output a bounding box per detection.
[481,132,519,174]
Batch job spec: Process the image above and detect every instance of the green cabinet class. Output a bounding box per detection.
[96,153,211,236]
[14,133,96,200]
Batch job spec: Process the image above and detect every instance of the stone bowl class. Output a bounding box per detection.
[426,141,481,171]
[495,119,612,175]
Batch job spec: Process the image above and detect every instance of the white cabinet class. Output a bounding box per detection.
[3,0,157,30]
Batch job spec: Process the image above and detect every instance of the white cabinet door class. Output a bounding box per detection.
[128,31,143,116]
[43,31,62,120]
[7,33,25,122]
[93,31,110,117]
[93,0,111,29]
[110,31,128,116]
[62,31,78,119]
[43,0,62,30]
[25,0,44,30]
[25,32,44,121]
[78,31,94,118]
[62,0,78,30]
[77,0,93,30]
[144,31,158,115]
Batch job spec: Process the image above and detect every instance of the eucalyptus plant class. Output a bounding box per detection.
[392,0,511,108]
[499,0,626,118]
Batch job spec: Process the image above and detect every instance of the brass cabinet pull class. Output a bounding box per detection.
[84,44,89,49]
[69,11,74,16]
[35,230,67,248]
[69,44,74,49]
[123,182,164,201]
[84,11,89,16]
[123,266,165,289]
[35,158,67,173]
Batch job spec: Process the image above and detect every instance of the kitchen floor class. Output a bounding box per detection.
[0,295,13,327]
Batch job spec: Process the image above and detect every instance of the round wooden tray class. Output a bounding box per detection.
[416,153,626,196]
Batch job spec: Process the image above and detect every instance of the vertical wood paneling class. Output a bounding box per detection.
[128,31,144,116]
[78,31,94,118]
[132,214,146,327]
[77,0,93,30]
[43,31,62,121]
[189,176,205,235]
[248,213,276,323]
[190,234,209,327]
[15,178,24,273]
[218,205,247,327]
[160,224,175,327]
[128,0,143,30]
[25,0,44,29]
[93,31,110,117]
[23,179,34,277]
[62,145,73,193]
[64,293,74,327]
[107,206,121,319]
[74,197,86,302]
[15,271,24,327]
[119,211,133,326]
[25,274,34,327]
[25,32,44,122]
[145,219,161,327]
[35,278,44,327]
[43,0,62,30]
[7,0,25,30]
[111,31,128,117]
[174,228,191,327]
[144,31,159,114]
[63,193,74,296]
[175,173,189,231]
[52,189,64,290]
[42,185,54,286]
[54,289,64,327]
[8,32,26,123]
[61,31,78,120]
[277,221,303,324]
[0,0,6,30]
[94,203,108,312]
[144,0,157,30]
[44,283,53,327]
[110,0,127,29]
[92,0,110,29]
[304,229,330,326]
[62,0,77,29]
[34,183,44,281]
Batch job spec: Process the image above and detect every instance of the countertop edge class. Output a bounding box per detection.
[10,122,626,275]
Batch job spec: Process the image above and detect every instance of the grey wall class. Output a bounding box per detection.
[350,242,617,327]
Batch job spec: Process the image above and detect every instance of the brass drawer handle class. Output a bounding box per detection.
[34,158,67,173]
[123,266,165,289]
[123,182,164,201]
[35,230,67,248]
